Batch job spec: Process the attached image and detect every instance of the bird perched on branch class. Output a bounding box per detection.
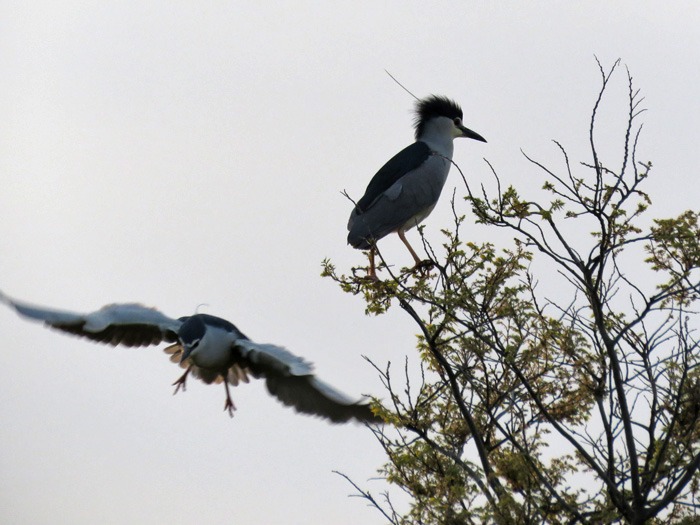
[0,291,380,424]
[347,95,486,279]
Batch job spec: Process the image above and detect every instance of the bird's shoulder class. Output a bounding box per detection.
[355,141,432,212]
[186,313,248,339]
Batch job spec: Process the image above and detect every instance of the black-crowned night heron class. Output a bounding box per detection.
[347,95,486,279]
[0,291,380,424]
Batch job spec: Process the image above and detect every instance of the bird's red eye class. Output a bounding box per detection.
[454,117,462,126]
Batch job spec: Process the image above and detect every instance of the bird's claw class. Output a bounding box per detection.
[411,259,435,276]
[224,397,236,417]
[172,369,190,395]
[361,272,380,282]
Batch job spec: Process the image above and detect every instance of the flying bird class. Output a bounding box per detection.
[0,291,380,424]
[347,95,486,279]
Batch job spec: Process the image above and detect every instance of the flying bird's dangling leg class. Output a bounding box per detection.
[172,366,192,395]
[223,378,236,417]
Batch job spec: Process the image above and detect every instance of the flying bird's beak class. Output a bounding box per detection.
[180,345,192,364]
[459,125,487,143]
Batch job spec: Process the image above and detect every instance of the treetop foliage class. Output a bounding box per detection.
[323,60,700,524]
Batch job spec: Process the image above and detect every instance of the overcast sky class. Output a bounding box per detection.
[1,2,698,524]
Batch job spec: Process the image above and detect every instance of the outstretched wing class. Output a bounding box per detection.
[0,291,181,347]
[233,339,381,424]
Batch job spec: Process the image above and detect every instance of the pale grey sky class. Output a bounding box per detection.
[1,2,698,524]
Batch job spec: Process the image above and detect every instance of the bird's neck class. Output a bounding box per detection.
[417,126,455,159]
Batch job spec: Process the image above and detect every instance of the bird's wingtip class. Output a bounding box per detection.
[0,289,19,310]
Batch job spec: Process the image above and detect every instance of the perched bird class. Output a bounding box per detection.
[0,291,380,424]
[347,95,486,279]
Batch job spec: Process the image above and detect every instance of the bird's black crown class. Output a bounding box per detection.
[413,95,463,139]
[179,315,207,345]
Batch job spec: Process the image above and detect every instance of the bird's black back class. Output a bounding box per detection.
[353,141,431,214]
[178,313,249,344]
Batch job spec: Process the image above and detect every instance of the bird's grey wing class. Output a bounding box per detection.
[233,340,381,424]
[352,141,431,215]
[0,291,181,347]
[348,153,450,247]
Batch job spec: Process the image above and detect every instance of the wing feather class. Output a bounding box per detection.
[233,340,381,423]
[1,291,181,347]
[347,153,450,248]
[352,141,431,214]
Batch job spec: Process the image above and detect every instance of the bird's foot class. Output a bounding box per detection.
[223,380,236,417]
[224,397,236,417]
[411,259,435,276]
[361,271,380,282]
[172,368,191,395]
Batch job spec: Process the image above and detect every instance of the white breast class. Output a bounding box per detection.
[189,326,237,369]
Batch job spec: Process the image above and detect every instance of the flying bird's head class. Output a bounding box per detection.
[413,95,486,143]
[178,315,206,363]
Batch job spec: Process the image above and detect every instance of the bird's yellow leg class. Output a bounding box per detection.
[366,247,379,281]
[398,229,434,275]
[397,229,422,266]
